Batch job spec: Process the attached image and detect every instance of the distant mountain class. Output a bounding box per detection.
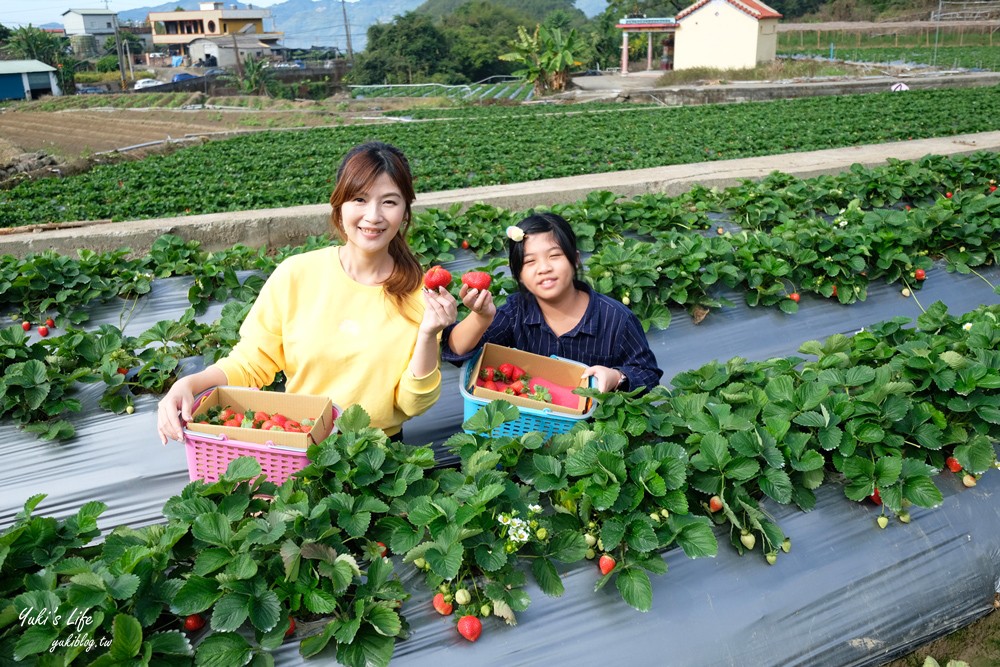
[116,0,609,51]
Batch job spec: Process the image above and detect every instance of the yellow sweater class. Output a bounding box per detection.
[214,246,441,436]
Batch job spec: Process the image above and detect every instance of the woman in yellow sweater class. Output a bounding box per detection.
[156,142,457,442]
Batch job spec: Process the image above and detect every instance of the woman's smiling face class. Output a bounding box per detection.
[338,172,406,256]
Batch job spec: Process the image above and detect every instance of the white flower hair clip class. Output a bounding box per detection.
[506,225,525,242]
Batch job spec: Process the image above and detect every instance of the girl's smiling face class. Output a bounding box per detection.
[518,231,577,302]
[338,172,406,256]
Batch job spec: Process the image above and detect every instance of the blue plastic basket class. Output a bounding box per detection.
[459,349,595,439]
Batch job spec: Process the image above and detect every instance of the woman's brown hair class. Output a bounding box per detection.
[330,142,423,319]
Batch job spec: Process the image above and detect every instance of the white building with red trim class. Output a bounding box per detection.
[674,0,782,71]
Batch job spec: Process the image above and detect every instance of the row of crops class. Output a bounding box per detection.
[29,92,203,112]
[4,85,1000,227]
[781,46,1000,70]
[349,82,533,102]
[1,145,998,664]
[1,149,997,437]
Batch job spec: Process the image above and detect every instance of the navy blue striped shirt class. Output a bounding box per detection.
[442,283,663,394]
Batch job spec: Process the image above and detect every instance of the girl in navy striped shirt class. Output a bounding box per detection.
[443,212,663,394]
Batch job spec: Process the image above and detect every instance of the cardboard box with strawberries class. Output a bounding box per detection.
[465,343,593,416]
[184,386,338,450]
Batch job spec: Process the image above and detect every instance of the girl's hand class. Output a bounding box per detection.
[582,365,624,393]
[420,286,458,336]
[460,284,496,320]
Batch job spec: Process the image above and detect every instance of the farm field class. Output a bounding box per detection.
[1,61,999,664]
[3,85,1000,227]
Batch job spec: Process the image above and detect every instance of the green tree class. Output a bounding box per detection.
[2,25,66,66]
[350,12,457,85]
[443,1,530,82]
[238,55,275,95]
[103,32,144,56]
[500,23,582,94]
[0,23,12,43]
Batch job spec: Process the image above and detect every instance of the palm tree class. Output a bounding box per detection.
[3,25,65,66]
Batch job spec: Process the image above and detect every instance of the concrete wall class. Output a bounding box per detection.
[675,0,759,70]
[756,18,779,64]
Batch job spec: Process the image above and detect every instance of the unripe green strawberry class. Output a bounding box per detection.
[596,538,604,551]
[585,548,596,560]
[962,474,977,487]
[766,552,778,565]
[584,533,597,547]
[480,604,491,617]
[781,537,791,553]
[898,511,911,524]
[877,516,889,529]
[650,513,660,522]
[660,509,670,519]
[535,528,548,540]
[740,531,756,550]
[413,557,427,569]
[455,588,471,605]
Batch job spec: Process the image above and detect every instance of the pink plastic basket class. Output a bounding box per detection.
[182,431,310,484]
[180,387,338,484]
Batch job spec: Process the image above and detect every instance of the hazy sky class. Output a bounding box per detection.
[0,0,283,28]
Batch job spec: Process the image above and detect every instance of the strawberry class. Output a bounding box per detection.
[461,271,492,291]
[483,380,499,391]
[183,614,205,632]
[990,185,997,193]
[831,285,838,297]
[962,474,977,488]
[460,239,470,249]
[118,367,128,375]
[870,488,882,505]
[510,365,527,381]
[740,531,756,550]
[223,418,241,428]
[285,420,301,432]
[285,617,296,637]
[945,191,953,198]
[877,516,889,529]
[37,326,49,337]
[945,456,962,473]
[21,321,30,331]
[432,592,453,616]
[708,495,723,513]
[270,413,289,427]
[457,615,482,642]
[507,380,525,395]
[45,318,55,328]
[598,554,615,575]
[423,266,452,290]
[914,268,926,281]
[498,363,515,381]
[480,366,497,381]
[260,420,276,430]
[788,292,800,303]
[376,541,387,557]
[221,408,237,421]
[254,410,270,423]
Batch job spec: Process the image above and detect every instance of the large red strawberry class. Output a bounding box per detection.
[423,266,452,290]
[480,366,497,381]
[945,456,962,473]
[183,614,205,632]
[498,363,515,381]
[461,271,492,291]
[510,365,527,381]
[457,615,482,642]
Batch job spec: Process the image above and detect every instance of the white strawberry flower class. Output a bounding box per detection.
[528,504,542,514]
[506,225,525,242]
[962,322,973,331]
[498,514,511,526]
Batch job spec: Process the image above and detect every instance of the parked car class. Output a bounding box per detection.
[203,68,227,77]
[171,72,199,83]
[76,86,106,94]
[133,78,162,90]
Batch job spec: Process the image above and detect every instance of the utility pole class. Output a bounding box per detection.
[112,14,128,90]
[341,0,353,61]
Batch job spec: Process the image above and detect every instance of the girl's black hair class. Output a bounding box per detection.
[508,213,581,291]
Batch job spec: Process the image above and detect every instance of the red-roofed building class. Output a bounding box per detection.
[674,0,783,71]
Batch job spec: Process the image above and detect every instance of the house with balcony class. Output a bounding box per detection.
[147,1,283,59]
